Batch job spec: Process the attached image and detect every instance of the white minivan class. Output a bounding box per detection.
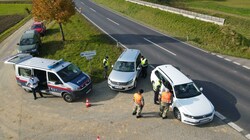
[150,64,215,125]
[5,53,92,102]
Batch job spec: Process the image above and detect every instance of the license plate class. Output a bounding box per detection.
[200,118,210,123]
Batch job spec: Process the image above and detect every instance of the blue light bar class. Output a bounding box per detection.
[48,59,64,69]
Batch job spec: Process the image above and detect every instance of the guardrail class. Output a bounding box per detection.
[126,0,225,25]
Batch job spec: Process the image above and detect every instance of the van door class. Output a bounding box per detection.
[4,53,32,65]
[47,72,66,96]
[17,67,32,90]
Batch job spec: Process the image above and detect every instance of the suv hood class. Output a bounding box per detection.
[176,94,214,116]
[18,44,36,51]
[109,70,135,82]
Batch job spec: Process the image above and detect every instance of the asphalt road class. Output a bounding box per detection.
[75,0,250,134]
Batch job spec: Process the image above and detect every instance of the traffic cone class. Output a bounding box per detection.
[86,98,91,108]
[97,136,100,140]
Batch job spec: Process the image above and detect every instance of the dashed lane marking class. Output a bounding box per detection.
[107,18,119,25]
[81,2,85,5]
[224,58,232,62]
[90,8,96,12]
[243,65,250,70]
[216,55,223,58]
[143,38,176,56]
[245,134,250,140]
[233,62,241,65]
[215,111,226,120]
[228,122,243,132]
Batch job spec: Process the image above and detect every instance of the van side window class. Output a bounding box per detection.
[48,72,61,83]
[18,67,31,77]
[155,70,162,80]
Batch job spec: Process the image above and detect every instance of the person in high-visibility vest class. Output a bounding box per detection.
[153,79,162,105]
[159,88,172,119]
[103,56,109,79]
[132,89,144,118]
[140,56,148,78]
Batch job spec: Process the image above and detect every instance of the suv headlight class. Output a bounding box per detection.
[31,48,37,52]
[127,79,134,85]
[183,113,195,119]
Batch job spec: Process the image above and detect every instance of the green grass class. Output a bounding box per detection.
[40,13,123,83]
[93,0,250,59]
[0,4,31,15]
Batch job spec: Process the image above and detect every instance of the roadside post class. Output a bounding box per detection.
[80,50,96,73]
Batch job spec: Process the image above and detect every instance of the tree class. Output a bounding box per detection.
[32,0,75,41]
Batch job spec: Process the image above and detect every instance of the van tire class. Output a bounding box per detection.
[24,89,32,93]
[174,108,181,121]
[63,93,73,102]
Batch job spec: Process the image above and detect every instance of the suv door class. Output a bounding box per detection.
[136,53,142,77]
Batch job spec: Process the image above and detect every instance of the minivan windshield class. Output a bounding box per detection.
[20,38,34,45]
[113,61,134,72]
[174,82,201,98]
[57,64,81,82]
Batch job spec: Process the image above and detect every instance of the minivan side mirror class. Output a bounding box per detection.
[199,87,203,92]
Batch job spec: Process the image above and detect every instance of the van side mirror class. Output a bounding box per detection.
[199,87,203,92]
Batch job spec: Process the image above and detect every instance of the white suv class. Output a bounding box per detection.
[150,64,214,125]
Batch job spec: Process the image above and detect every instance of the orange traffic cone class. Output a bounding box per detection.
[86,98,91,108]
[97,136,100,140]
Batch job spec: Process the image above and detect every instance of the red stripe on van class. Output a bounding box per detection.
[16,76,27,82]
[48,84,72,92]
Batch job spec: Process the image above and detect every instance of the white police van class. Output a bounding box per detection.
[5,53,92,102]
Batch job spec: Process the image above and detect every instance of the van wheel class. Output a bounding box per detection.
[174,108,181,121]
[63,93,73,102]
[133,79,137,89]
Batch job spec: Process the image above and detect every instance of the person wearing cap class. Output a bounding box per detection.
[132,89,145,118]
[140,56,148,78]
[26,74,44,100]
[159,88,172,119]
[103,56,109,79]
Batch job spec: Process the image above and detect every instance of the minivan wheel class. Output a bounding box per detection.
[63,93,73,102]
[174,108,181,121]
[133,79,137,89]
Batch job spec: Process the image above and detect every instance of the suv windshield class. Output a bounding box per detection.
[20,38,34,45]
[113,61,134,72]
[57,64,81,82]
[174,82,201,98]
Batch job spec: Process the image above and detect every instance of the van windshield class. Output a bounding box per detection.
[174,82,201,98]
[20,38,34,45]
[57,64,81,82]
[113,61,134,72]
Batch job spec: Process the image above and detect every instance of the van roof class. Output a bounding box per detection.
[117,49,140,62]
[157,64,192,86]
[21,30,36,39]
[18,57,70,72]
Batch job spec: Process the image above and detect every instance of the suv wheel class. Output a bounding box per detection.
[63,93,73,102]
[174,108,181,121]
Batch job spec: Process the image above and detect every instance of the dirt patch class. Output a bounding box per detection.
[0,15,25,34]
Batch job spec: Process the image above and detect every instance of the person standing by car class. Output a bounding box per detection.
[153,79,162,105]
[159,88,172,119]
[103,56,109,79]
[26,74,44,100]
[140,56,148,78]
[132,89,144,118]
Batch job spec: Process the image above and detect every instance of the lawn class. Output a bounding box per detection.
[93,0,250,59]
[0,3,31,42]
[40,13,123,83]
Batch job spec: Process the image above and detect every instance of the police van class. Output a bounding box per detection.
[5,53,92,102]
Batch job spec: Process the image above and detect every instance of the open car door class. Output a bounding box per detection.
[4,53,32,65]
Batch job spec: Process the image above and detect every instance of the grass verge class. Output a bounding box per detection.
[93,0,250,59]
[40,13,123,83]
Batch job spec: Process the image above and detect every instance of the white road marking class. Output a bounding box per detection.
[216,55,223,58]
[81,2,85,5]
[245,134,250,140]
[149,65,155,69]
[90,8,96,12]
[215,111,226,120]
[143,38,176,56]
[227,122,243,132]
[107,18,119,25]
[243,65,250,70]
[233,62,241,65]
[224,58,232,62]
